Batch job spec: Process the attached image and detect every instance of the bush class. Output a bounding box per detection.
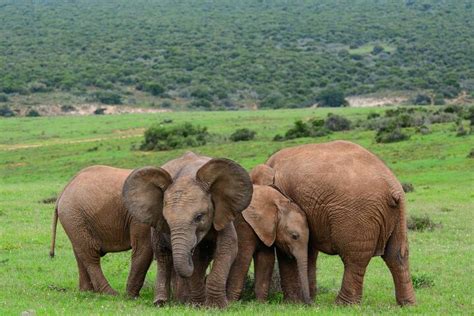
[412,94,431,105]
[401,182,415,193]
[316,87,348,107]
[376,127,409,143]
[407,215,440,231]
[371,45,384,55]
[412,274,435,289]
[0,93,8,102]
[144,82,165,96]
[324,113,351,131]
[94,107,106,115]
[92,91,122,104]
[140,122,209,151]
[26,109,41,117]
[274,118,332,141]
[230,128,256,142]
[189,99,212,109]
[0,105,15,117]
[468,149,474,159]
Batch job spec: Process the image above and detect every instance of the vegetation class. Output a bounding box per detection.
[0,107,472,314]
[407,215,440,232]
[230,128,256,142]
[139,122,209,151]
[0,0,472,109]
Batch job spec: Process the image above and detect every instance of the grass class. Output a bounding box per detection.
[1,107,473,314]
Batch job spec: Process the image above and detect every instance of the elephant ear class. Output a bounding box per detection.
[249,164,275,186]
[122,167,172,229]
[196,158,253,231]
[242,188,278,247]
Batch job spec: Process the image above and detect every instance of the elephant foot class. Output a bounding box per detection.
[335,292,361,305]
[153,297,168,307]
[99,287,118,296]
[396,296,416,306]
[205,296,228,309]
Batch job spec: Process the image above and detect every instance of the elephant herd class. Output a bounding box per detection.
[50,141,416,308]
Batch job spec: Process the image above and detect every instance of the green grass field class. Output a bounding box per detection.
[1,108,473,315]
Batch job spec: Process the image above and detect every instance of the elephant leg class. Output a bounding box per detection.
[154,251,172,306]
[226,241,256,301]
[205,223,238,308]
[336,249,372,305]
[126,224,153,298]
[254,247,275,302]
[77,250,117,295]
[308,249,318,299]
[73,248,93,292]
[276,248,302,303]
[186,247,210,306]
[382,219,416,306]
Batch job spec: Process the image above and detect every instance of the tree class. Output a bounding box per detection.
[316,88,348,107]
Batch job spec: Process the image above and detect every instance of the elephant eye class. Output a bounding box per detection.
[194,213,204,223]
[291,232,299,240]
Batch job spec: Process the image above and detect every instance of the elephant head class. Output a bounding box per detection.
[242,185,311,304]
[122,158,253,278]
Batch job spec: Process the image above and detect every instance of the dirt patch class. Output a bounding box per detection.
[347,96,408,107]
[15,104,171,117]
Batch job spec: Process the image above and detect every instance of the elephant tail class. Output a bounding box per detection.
[50,205,59,258]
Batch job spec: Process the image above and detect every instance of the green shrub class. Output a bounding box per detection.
[0,93,8,102]
[230,128,256,142]
[316,88,348,107]
[94,108,106,115]
[92,91,122,105]
[0,105,15,117]
[375,123,410,143]
[401,182,414,193]
[189,99,212,109]
[144,82,165,96]
[407,215,439,231]
[412,274,435,289]
[26,109,41,117]
[324,113,352,131]
[140,122,209,151]
[412,94,431,105]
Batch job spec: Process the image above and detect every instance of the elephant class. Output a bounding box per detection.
[122,151,253,308]
[226,183,312,304]
[50,165,153,297]
[252,141,416,306]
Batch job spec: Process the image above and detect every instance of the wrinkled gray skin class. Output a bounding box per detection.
[51,166,153,297]
[227,184,311,304]
[122,152,253,308]
[254,141,416,306]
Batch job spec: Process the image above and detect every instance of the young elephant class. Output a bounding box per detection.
[122,151,252,308]
[50,166,153,297]
[227,184,311,304]
[254,141,416,306]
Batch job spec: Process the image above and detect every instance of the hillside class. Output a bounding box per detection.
[1,0,473,110]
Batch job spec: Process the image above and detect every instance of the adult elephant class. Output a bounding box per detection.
[253,141,416,306]
[122,152,252,308]
[51,166,153,297]
[227,183,311,304]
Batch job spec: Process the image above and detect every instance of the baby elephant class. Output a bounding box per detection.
[50,166,153,297]
[227,184,311,304]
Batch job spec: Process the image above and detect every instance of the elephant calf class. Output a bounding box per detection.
[227,183,312,304]
[122,152,253,308]
[50,166,153,297]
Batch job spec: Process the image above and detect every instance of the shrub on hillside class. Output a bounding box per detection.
[0,105,15,117]
[61,105,76,112]
[316,88,348,107]
[407,215,440,232]
[92,91,122,105]
[94,107,106,115]
[230,128,256,142]
[0,93,8,102]
[140,122,209,151]
[412,94,431,105]
[144,82,165,96]
[274,118,331,141]
[26,109,41,117]
[375,120,410,143]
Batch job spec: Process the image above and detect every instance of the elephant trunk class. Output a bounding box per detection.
[296,252,312,305]
[170,230,195,278]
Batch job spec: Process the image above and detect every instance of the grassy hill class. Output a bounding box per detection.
[0,107,473,314]
[1,0,473,110]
